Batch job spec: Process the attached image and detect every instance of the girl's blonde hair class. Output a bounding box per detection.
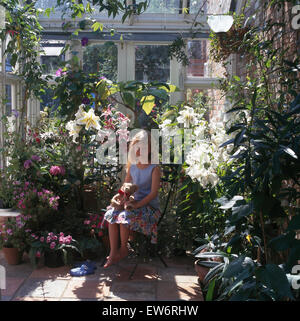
[127,129,152,170]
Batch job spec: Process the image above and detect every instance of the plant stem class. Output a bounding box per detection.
[259,209,268,264]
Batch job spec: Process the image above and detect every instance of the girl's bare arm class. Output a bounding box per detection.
[124,165,132,183]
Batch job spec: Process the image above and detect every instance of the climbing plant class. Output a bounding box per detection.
[199,0,300,301]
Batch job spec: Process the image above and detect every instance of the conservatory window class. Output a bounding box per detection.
[185,87,226,122]
[186,40,209,78]
[189,0,208,14]
[83,42,118,82]
[5,84,12,116]
[40,43,65,75]
[134,0,181,14]
[5,54,13,72]
[135,45,170,82]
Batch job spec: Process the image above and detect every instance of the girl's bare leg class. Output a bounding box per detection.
[104,223,120,268]
[118,224,129,260]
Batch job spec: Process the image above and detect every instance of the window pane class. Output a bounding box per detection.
[83,42,118,82]
[187,40,209,77]
[189,0,208,14]
[41,55,64,75]
[40,87,59,114]
[5,85,12,116]
[185,88,225,122]
[135,45,170,82]
[5,55,12,72]
[135,0,180,14]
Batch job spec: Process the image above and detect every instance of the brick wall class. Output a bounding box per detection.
[236,1,299,82]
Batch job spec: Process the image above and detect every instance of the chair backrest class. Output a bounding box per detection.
[157,181,175,227]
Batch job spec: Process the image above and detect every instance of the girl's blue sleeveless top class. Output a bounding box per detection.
[130,164,160,210]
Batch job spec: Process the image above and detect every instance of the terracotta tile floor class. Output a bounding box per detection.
[0,251,203,301]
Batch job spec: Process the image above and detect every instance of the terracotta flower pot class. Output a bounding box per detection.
[2,247,23,265]
[194,260,210,284]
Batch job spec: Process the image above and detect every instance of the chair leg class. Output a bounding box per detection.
[128,262,138,280]
[156,249,168,268]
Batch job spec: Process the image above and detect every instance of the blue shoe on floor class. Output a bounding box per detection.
[70,264,95,277]
[72,260,97,270]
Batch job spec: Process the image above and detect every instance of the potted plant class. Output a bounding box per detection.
[192,234,224,284]
[0,215,31,265]
[29,232,80,268]
[83,212,109,254]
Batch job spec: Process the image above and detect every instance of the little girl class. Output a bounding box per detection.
[103,129,161,268]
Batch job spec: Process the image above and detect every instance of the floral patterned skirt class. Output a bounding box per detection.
[103,205,161,244]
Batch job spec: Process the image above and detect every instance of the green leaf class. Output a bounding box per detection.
[269,231,296,251]
[123,92,135,108]
[148,89,168,101]
[280,145,298,159]
[158,84,179,93]
[141,95,155,115]
[205,278,216,301]
[234,128,246,146]
[287,215,300,231]
[92,22,103,32]
[230,202,254,223]
[219,195,244,210]
[223,256,245,278]
[44,7,51,17]
[196,260,221,268]
[256,264,294,300]
[287,243,300,270]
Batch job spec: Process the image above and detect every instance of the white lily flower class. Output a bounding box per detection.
[177,106,199,128]
[77,108,101,131]
[75,104,86,120]
[66,120,82,143]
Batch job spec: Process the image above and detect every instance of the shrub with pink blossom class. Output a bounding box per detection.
[12,182,61,232]
[29,231,80,266]
[0,215,32,252]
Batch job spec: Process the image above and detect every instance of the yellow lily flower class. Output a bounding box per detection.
[77,108,100,131]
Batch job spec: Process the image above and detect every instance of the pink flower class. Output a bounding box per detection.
[49,166,60,175]
[50,242,56,249]
[49,165,65,176]
[40,237,44,242]
[84,220,91,225]
[55,68,66,77]
[24,160,32,169]
[102,106,112,119]
[103,118,115,130]
[116,128,129,141]
[31,155,41,162]
[36,251,41,258]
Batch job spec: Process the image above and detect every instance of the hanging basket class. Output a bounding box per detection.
[216,26,250,60]
[2,247,23,265]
